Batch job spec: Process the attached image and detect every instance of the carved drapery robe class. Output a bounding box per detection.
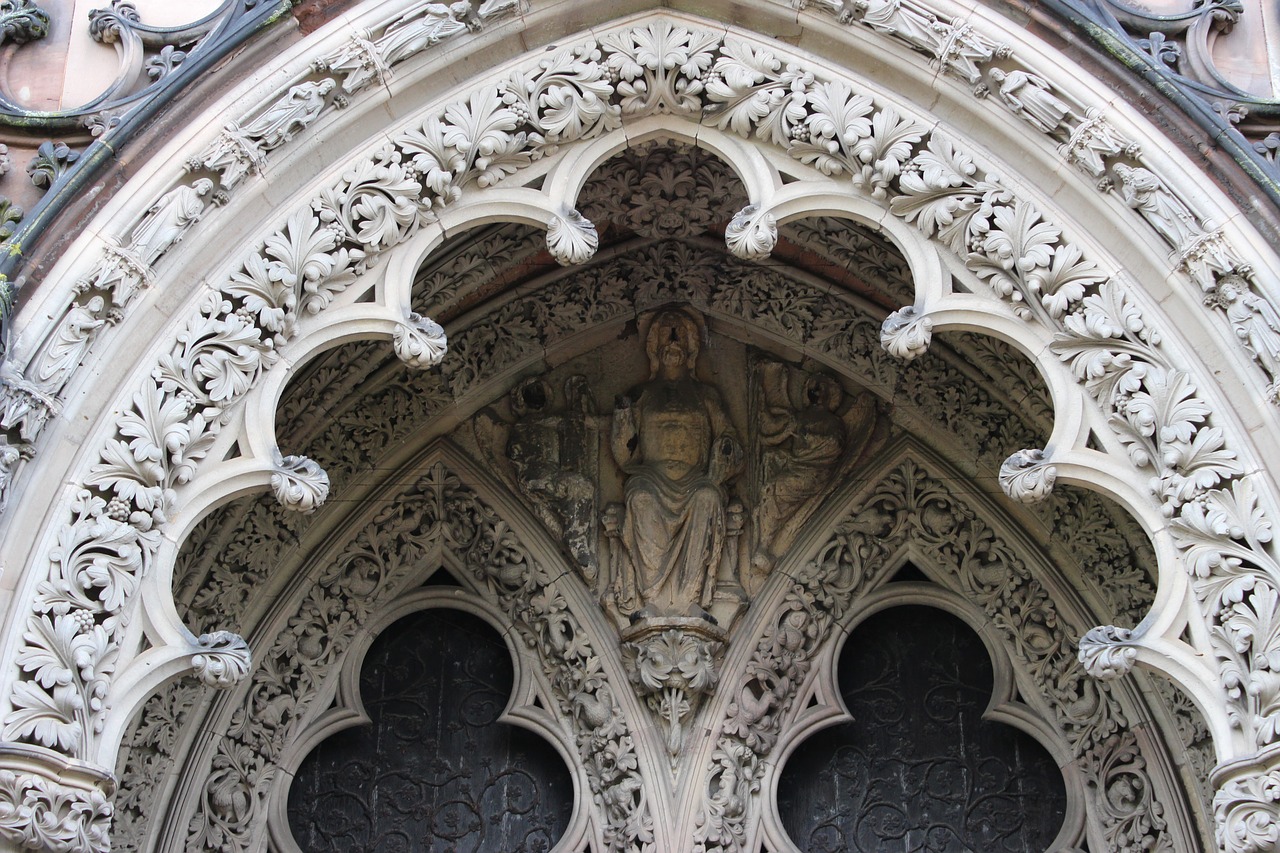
[614,377,739,615]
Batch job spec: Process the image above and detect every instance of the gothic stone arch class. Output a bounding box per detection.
[0,2,1279,851]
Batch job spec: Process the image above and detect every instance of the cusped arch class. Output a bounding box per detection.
[2,4,1279,851]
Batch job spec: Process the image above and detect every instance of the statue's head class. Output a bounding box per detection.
[510,376,552,416]
[645,308,701,377]
[804,373,843,411]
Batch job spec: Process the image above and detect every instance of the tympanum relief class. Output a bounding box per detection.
[472,305,883,756]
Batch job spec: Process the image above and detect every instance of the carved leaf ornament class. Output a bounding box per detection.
[2,7,1279,851]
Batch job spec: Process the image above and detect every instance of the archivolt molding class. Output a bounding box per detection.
[0,5,1278,851]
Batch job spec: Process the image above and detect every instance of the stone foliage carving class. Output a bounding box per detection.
[578,141,746,239]
[0,0,49,45]
[1078,624,1138,680]
[269,454,329,514]
[0,769,112,853]
[392,311,448,369]
[879,304,932,360]
[1216,770,1280,853]
[183,461,652,853]
[696,460,1176,851]
[999,447,1057,504]
[546,208,599,265]
[724,204,776,260]
[6,14,1279,848]
[190,631,251,688]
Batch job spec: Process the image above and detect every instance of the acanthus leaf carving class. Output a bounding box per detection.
[1078,624,1138,680]
[392,312,448,369]
[999,447,1057,504]
[724,204,776,260]
[190,631,251,688]
[546,208,599,266]
[879,305,932,360]
[270,454,329,514]
[0,768,112,853]
[1215,768,1280,853]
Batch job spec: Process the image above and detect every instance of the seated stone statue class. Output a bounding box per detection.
[611,308,742,619]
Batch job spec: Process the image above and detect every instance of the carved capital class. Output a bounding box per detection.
[879,305,932,360]
[1215,760,1280,853]
[190,630,251,688]
[725,203,777,260]
[1078,624,1137,680]
[0,745,114,853]
[393,312,448,369]
[270,454,329,513]
[546,208,598,266]
[999,448,1056,503]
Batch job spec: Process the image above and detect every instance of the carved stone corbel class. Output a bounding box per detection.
[190,630,252,688]
[999,448,1057,503]
[622,618,725,762]
[1078,624,1137,680]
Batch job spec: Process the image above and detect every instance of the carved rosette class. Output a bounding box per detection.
[546,208,599,266]
[190,631,251,688]
[879,305,932,360]
[1078,625,1137,680]
[270,454,330,513]
[392,312,448,369]
[999,448,1057,503]
[724,204,777,260]
[622,619,725,760]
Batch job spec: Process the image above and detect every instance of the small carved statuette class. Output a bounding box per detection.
[322,1,479,93]
[988,68,1072,135]
[1208,273,1280,403]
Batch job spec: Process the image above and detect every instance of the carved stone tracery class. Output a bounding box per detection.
[0,8,1273,852]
